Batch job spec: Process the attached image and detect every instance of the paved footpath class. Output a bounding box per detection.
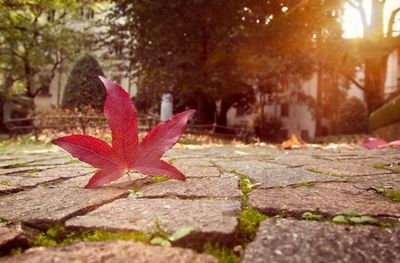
[0,145,399,262]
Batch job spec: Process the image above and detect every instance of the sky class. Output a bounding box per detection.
[342,0,400,38]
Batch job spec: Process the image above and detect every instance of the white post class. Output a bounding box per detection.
[160,93,173,121]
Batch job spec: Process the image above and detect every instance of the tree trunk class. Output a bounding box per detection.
[364,55,387,113]
[315,61,323,136]
[363,0,386,114]
[215,100,231,133]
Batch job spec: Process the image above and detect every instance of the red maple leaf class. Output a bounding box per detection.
[52,77,195,188]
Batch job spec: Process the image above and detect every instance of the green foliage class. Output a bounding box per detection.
[148,220,193,247]
[332,215,378,225]
[302,211,323,221]
[105,1,341,122]
[239,208,267,243]
[335,97,368,135]
[239,176,255,195]
[150,226,193,247]
[0,0,91,100]
[62,55,106,110]
[204,243,239,263]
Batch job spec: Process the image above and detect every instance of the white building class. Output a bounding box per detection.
[227,48,400,140]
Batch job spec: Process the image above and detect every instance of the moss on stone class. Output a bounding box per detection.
[239,208,267,243]
[26,168,41,173]
[239,176,254,195]
[291,182,316,188]
[306,167,344,178]
[204,243,239,263]
[9,247,23,256]
[6,163,29,169]
[65,159,80,165]
[33,225,151,247]
[381,190,400,202]
[0,181,13,186]
[151,176,170,183]
[373,187,400,202]
[302,211,323,221]
[370,164,386,169]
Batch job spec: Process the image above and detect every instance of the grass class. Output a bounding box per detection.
[204,243,239,263]
[33,225,151,247]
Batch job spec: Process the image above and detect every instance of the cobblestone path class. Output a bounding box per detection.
[0,145,399,262]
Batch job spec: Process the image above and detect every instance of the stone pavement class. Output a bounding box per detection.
[0,145,399,262]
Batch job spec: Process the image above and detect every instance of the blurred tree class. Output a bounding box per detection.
[335,97,368,134]
[0,0,93,103]
[105,0,343,127]
[338,0,400,113]
[62,54,106,110]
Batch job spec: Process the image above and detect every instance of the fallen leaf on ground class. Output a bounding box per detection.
[277,134,306,150]
[361,137,400,149]
[52,76,194,188]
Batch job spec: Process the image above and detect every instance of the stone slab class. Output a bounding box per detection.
[0,241,217,263]
[269,155,326,167]
[247,167,343,189]
[0,187,127,228]
[0,166,56,176]
[66,198,240,247]
[214,159,284,175]
[0,167,95,193]
[249,182,400,217]
[306,162,389,177]
[348,174,400,191]
[141,173,240,198]
[0,224,31,256]
[172,159,221,178]
[243,219,400,263]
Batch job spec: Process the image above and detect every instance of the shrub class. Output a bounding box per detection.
[254,115,283,141]
[62,55,106,110]
[335,97,368,134]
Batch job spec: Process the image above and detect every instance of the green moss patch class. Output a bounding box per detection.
[204,243,239,263]
[306,167,344,178]
[65,159,80,165]
[239,208,268,243]
[0,181,13,186]
[151,176,170,183]
[4,163,29,169]
[373,187,400,202]
[33,225,151,247]
[26,168,41,173]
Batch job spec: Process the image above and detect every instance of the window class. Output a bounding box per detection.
[281,103,289,117]
[47,9,55,22]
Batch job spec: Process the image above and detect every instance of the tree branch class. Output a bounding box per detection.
[387,7,400,37]
[342,71,365,91]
